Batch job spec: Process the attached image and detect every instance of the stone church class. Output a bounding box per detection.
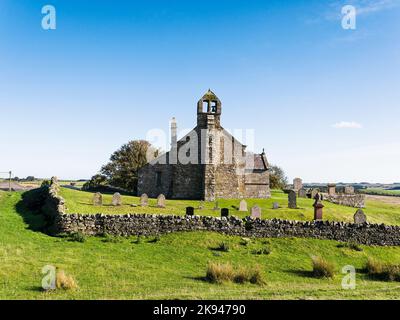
[137,90,270,201]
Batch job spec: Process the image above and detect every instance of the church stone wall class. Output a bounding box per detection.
[137,163,173,198]
[244,171,271,198]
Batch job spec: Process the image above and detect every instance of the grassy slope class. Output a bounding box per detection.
[60,188,400,226]
[360,188,400,197]
[2,191,400,299]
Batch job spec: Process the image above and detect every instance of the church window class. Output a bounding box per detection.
[156,171,162,187]
[211,101,217,113]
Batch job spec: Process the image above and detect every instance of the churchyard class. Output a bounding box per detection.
[3,189,400,299]
[59,187,400,226]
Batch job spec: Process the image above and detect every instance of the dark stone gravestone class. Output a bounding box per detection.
[186,207,194,216]
[288,190,297,209]
[221,208,229,218]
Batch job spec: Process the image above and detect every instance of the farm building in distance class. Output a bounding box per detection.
[137,90,270,201]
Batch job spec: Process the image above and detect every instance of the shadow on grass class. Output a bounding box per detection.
[15,188,48,234]
[184,276,209,283]
[286,269,316,278]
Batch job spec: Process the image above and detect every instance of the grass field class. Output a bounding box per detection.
[360,188,400,197]
[59,187,400,226]
[2,190,400,299]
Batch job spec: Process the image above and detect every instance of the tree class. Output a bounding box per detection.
[269,165,288,190]
[87,140,159,193]
[82,174,107,191]
[26,176,35,181]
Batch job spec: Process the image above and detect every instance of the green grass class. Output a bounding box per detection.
[360,188,400,197]
[2,190,400,299]
[59,187,400,225]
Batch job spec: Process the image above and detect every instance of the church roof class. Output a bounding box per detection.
[248,153,269,171]
[201,89,219,101]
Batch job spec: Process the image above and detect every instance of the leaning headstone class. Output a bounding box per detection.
[157,194,166,208]
[221,208,229,218]
[298,188,307,198]
[239,200,248,212]
[186,207,194,216]
[293,178,303,191]
[272,202,279,209]
[92,192,103,206]
[251,205,261,219]
[140,193,148,207]
[112,192,122,206]
[288,190,297,209]
[354,209,367,224]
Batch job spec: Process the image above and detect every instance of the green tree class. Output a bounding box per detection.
[91,140,159,193]
[269,165,288,190]
[82,174,108,191]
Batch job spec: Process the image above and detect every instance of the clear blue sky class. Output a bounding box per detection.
[0,0,399,183]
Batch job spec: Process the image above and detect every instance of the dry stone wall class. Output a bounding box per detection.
[324,194,365,208]
[53,213,400,246]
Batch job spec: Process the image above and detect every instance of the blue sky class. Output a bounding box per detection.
[0,0,399,182]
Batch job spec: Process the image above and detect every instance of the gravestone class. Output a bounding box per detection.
[272,202,279,209]
[311,188,320,200]
[140,193,148,207]
[157,194,166,208]
[92,192,102,206]
[186,206,194,216]
[239,199,248,212]
[221,208,229,218]
[288,190,297,209]
[313,198,324,220]
[354,209,367,224]
[213,201,219,211]
[345,186,355,194]
[298,188,307,198]
[251,205,261,219]
[328,183,336,196]
[112,193,122,206]
[293,178,303,191]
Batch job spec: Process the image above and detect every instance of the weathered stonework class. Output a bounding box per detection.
[324,194,365,208]
[54,214,400,246]
[137,90,270,200]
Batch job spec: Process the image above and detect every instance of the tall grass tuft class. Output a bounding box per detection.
[56,270,78,290]
[206,262,264,285]
[365,258,400,281]
[311,256,335,278]
[206,262,234,283]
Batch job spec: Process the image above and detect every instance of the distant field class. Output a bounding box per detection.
[3,190,400,300]
[59,188,400,226]
[359,188,400,197]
